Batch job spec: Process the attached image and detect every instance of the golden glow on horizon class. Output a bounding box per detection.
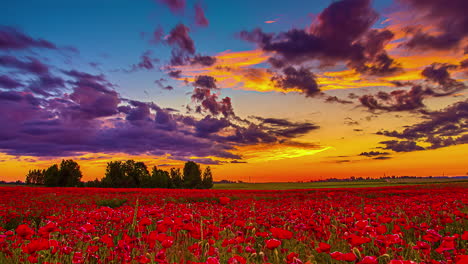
[235,144,331,163]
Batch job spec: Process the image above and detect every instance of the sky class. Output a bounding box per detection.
[0,0,467,182]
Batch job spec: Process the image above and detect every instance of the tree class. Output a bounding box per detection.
[170,168,183,188]
[183,161,202,189]
[25,169,45,185]
[202,166,213,189]
[44,164,60,187]
[102,161,125,187]
[101,160,150,188]
[124,160,150,187]
[59,159,83,187]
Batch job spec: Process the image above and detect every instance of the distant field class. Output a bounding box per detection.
[213,178,468,190]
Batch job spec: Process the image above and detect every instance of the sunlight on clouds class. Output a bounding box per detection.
[236,144,331,163]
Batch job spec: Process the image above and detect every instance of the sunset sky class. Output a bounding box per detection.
[0,0,467,182]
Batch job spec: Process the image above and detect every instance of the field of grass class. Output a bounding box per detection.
[213,178,468,190]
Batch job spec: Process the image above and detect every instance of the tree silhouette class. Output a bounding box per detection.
[102,161,125,187]
[59,160,83,187]
[170,168,183,188]
[202,166,214,189]
[31,159,214,189]
[44,164,60,187]
[25,169,45,185]
[183,161,202,188]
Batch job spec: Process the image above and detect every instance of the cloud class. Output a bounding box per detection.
[156,0,185,14]
[194,3,209,27]
[0,26,57,50]
[167,24,195,54]
[359,61,467,112]
[154,78,174,90]
[0,55,49,75]
[0,56,67,96]
[230,160,247,163]
[194,116,230,137]
[190,77,234,118]
[359,151,390,157]
[191,55,216,66]
[0,75,23,89]
[379,140,425,152]
[359,85,430,111]
[397,0,468,51]
[193,75,217,89]
[126,51,159,72]
[271,67,320,97]
[60,70,120,120]
[239,0,401,77]
[168,70,182,78]
[376,100,468,151]
[0,24,327,166]
[373,156,391,160]
[162,24,196,66]
[28,74,65,96]
[0,81,325,162]
[254,117,320,138]
[421,63,458,86]
[188,158,221,165]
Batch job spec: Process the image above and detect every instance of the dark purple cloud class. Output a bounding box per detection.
[195,116,230,137]
[379,140,425,152]
[0,55,49,75]
[373,156,391,160]
[188,158,220,165]
[194,3,209,27]
[154,78,174,90]
[421,63,458,85]
[359,61,467,112]
[168,70,182,79]
[0,27,57,50]
[127,51,159,72]
[398,0,468,51]
[359,151,390,157]
[225,124,277,145]
[0,88,235,161]
[194,75,217,89]
[376,100,468,152]
[125,100,151,121]
[255,117,320,138]
[359,86,430,111]
[271,67,320,97]
[167,24,195,55]
[230,160,247,164]
[59,70,121,120]
[240,0,377,66]
[156,0,185,14]
[0,75,23,89]
[1,67,323,163]
[239,0,401,93]
[5,97,320,162]
[165,23,197,66]
[28,74,65,96]
[191,86,234,118]
[191,55,216,66]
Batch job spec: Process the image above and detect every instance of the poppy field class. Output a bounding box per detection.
[0,184,467,264]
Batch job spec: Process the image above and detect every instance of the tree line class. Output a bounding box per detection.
[25,160,213,189]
